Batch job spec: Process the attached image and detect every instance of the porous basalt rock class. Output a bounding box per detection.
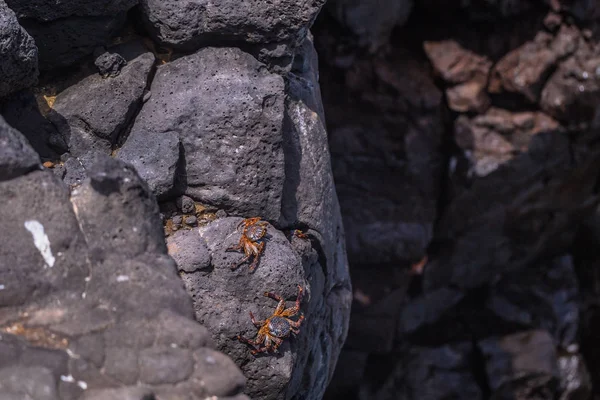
[138,0,325,52]
[0,129,249,399]
[121,47,286,220]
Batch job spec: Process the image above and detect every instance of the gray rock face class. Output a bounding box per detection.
[117,129,181,200]
[167,229,212,273]
[139,0,325,51]
[48,40,155,157]
[0,116,40,182]
[0,148,249,398]
[20,14,126,71]
[4,0,138,21]
[178,216,346,400]
[0,0,38,98]
[124,47,286,220]
[283,34,351,292]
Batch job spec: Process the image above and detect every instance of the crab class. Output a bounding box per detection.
[226,217,269,272]
[292,229,310,240]
[236,285,305,355]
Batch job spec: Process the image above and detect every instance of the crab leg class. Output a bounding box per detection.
[230,247,253,270]
[237,333,265,347]
[281,286,303,317]
[226,238,244,252]
[285,314,304,329]
[248,242,265,272]
[249,311,265,328]
[264,291,286,315]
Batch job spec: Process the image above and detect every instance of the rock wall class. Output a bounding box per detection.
[0,1,351,400]
[315,0,600,399]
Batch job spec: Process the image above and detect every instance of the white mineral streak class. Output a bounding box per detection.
[24,220,55,268]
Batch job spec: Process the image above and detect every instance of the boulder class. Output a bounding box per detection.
[424,39,492,113]
[138,0,325,51]
[0,0,38,98]
[121,47,286,219]
[0,148,248,398]
[0,115,40,182]
[48,40,155,157]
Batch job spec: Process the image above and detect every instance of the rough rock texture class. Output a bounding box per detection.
[488,26,578,103]
[138,0,325,52]
[49,40,155,157]
[0,124,249,399]
[540,29,600,125]
[159,37,352,400]
[424,39,492,113]
[453,108,562,177]
[120,47,286,219]
[0,0,38,98]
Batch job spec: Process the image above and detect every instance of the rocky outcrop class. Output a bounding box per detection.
[0,118,249,399]
[138,0,325,70]
[0,0,38,98]
[315,2,600,399]
[0,0,351,397]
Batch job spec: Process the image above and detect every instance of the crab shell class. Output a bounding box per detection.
[268,316,292,338]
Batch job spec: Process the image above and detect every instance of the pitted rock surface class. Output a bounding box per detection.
[139,0,325,51]
[0,125,248,399]
[0,0,38,98]
[123,47,286,220]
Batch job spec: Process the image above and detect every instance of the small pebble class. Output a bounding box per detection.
[216,209,227,218]
[185,215,197,226]
[177,195,195,214]
[172,215,183,225]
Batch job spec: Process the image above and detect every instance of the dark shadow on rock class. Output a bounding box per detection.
[0,90,65,160]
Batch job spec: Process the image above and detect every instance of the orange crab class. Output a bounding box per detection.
[226,217,269,272]
[237,285,305,355]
